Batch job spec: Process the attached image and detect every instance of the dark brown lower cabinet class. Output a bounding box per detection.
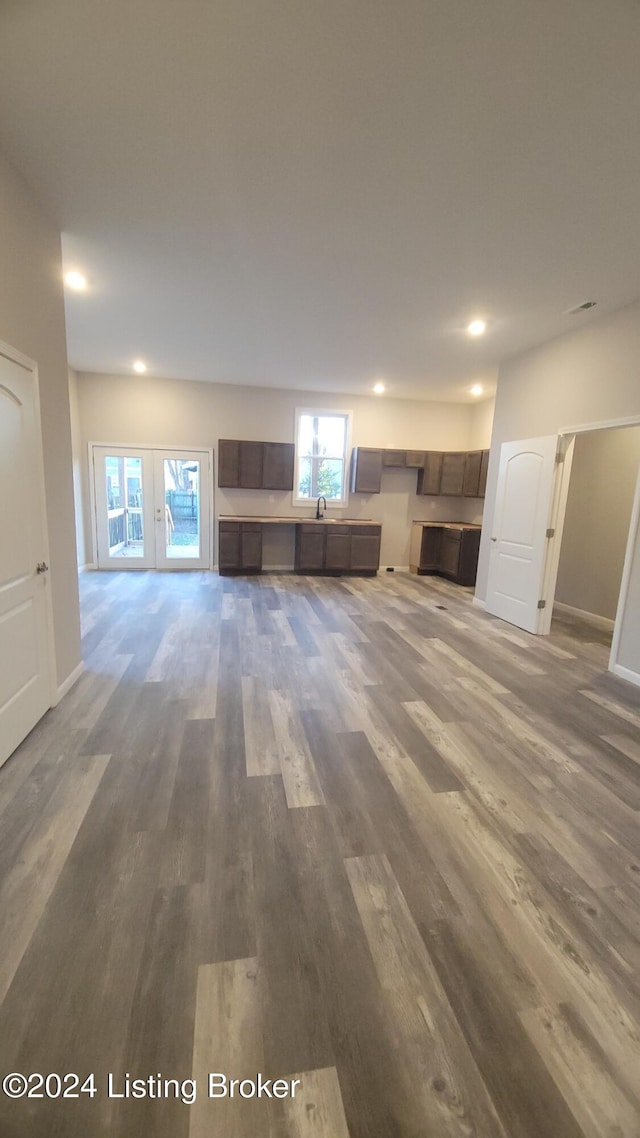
[296,526,327,572]
[220,521,382,575]
[350,529,382,572]
[218,521,262,573]
[295,524,381,575]
[410,524,480,586]
[325,529,352,571]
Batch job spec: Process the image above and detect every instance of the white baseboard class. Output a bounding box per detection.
[55,661,85,704]
[553,601,614,631]
[472,595,487,611]
[611,662,640,688]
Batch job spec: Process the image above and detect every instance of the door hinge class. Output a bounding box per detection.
[537,599,546,610]
[555,450,565,464]
[546,528,555,539]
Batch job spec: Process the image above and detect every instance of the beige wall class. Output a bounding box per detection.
[0,153,81,688]
[476,300,640,678]
[76,371,485,568]
[555,427,640,621]
[469,397,495,451]
[68,368,86,569]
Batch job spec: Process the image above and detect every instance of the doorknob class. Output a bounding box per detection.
[36,561,49,573]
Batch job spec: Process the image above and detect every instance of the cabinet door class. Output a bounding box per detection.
[457,529,481,585]
[296,526,325,571]
[218,522,241,570]
[463,450,482,497]
[439,530,462,577]
[383,449,406,467]
[350,448,383,493]
[417,452,443,495]
[325,531,351,571]
[440,453,466,496]
[239,441,264,489]
[420,527,442,570]
[263,442,295,491]
[218,440,240,487]
[241,524,262,570]
[350,528,381,572]
[478,449,490,498]
[406,450,426,468]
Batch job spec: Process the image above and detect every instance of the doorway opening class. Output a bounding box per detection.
[90,445,213,570]
[551,425,640,651]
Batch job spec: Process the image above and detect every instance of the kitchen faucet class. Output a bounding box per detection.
[315,495,327,519]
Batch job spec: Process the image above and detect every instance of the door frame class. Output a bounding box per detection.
[88,442,214,570]
[0,337,56,708]
[541,414,640,680]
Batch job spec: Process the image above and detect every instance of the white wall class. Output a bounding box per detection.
[0,153,81,688]
[76,371,487,568]
[477,299,640,677]
[555,427,640,621]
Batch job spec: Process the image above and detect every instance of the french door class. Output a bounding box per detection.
[93,446,212,569]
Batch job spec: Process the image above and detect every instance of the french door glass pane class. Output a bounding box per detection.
[164,458,200,559]
[105,455,144,558]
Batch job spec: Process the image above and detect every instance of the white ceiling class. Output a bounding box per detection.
[1,0,640,402]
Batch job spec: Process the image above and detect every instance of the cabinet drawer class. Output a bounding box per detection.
[240,522,261,533]
[219,520,241,532]
[352,525,380,535]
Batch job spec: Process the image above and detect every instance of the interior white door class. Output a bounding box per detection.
[0,350,52,768]
[485,435,559,634]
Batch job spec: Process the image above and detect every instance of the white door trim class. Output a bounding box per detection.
[609,457,640,686]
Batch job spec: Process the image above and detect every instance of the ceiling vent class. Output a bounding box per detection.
[565,300,597,315]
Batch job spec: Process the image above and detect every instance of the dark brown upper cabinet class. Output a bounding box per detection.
[218,439,295,491]
[417,451,443,496]
[350,447,383,493]
[218,440,241,488]
[440,452,467,496]
[406,450,427,468]
[383,449,407,467]
[463,450,483,497]
[239,441,264,488]
[262,442,295,491]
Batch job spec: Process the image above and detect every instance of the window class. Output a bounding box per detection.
[294,408,352,505]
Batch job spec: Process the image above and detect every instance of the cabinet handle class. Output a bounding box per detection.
[490,537,497,542]
[36,561,49,573]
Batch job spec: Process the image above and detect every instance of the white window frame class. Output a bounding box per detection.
[293,407,353,508]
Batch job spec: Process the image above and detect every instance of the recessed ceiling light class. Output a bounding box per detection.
[64,270,87,291]
[467,319,486,336]
[470,384,484,396]
[373,382,385,394]
[133,360,147,374]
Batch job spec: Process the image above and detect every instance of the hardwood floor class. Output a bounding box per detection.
[1,568,640,1137]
